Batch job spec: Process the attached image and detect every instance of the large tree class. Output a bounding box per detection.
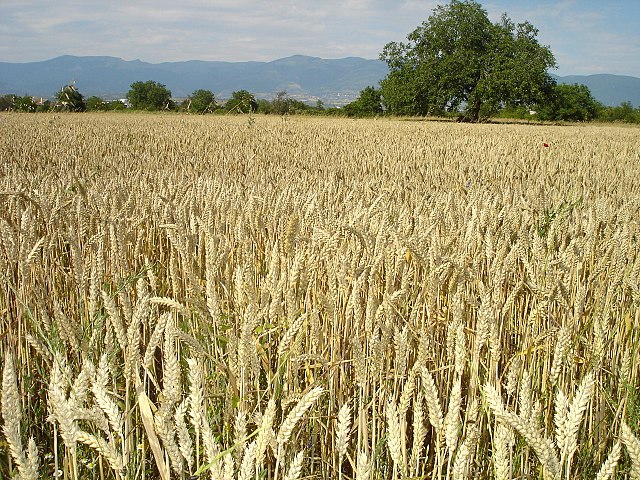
[127,81,173,111]
[380,0,557,121]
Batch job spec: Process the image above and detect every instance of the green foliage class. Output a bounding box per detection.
[109,100,128,110]
[343,86,383,117]
[14,95,37,112]
[380,0,556,121]
[289,99,315,114]
[56,84,86,112]
[537,83,601,122]
[225,90,258,113]
[597,101,640,123]
[86,96,109,111]
[127,80,173,111]
[535,198,582,239]
[256,98,272,114]
[35,100,52,112]
[380,68,431,116]
[188,89,217,114]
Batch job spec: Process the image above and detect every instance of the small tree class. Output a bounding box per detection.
[188,89,217,114]
[271,91,290,115]
[14,96,37,112]
[56,85,86,112]
[226,90,258,113]
[538,83,601,122]
[256,99,272,114]
[0,95,15,111]
[343,86,383,117]
[127,81,173,110]
[86,96,109,111]
[108,100,127,111]
[598,101,640,123]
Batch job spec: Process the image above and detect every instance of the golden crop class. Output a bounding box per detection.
[0,112,639,479]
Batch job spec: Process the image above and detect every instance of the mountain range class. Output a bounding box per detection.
[1,55,638,107]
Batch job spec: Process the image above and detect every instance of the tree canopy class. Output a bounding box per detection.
[537,83,602,122]
[188,89,217,114]
[127,81,173,111]
[343,86,383,117]
[380,0,557,121]
[225,90,258,113]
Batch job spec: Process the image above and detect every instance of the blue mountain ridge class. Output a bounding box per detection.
[1,55,638,106]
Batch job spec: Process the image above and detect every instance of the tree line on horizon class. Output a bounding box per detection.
[1,0,639,123]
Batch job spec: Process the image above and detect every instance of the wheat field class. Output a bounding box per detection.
[1,112,639,479]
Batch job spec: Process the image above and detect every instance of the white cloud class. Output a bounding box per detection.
[0,0,638,76]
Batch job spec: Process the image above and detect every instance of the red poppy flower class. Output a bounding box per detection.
[543,143,550,147]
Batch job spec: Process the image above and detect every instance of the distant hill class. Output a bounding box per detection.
[0,55,388,106]
[0,55,638,107]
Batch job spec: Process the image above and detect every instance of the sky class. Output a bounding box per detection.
[1,0,639,77]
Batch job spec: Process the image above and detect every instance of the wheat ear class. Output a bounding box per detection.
[284,451,305,480]
[355,451,372,480]
[595,441,621,480]
[275,386,324,479]
[386,399,403,476]
[484,383,561,479]
[2,351,38,479]
[621,423,640,480]
[336,401,352,461]
[144,311,170,368]
[421,366,444,432]
[444,374,462,453]
[556,372,595,465]
[76,430,124,477]
[493,422,513,480]
[277,312,309,359]
[410,391,426,476]
[93,354,123,438]
[238,441,258,480]
[276,386,324,450]
[175,398,194,471]
[549,325,571,386]
[255,397,277,468]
